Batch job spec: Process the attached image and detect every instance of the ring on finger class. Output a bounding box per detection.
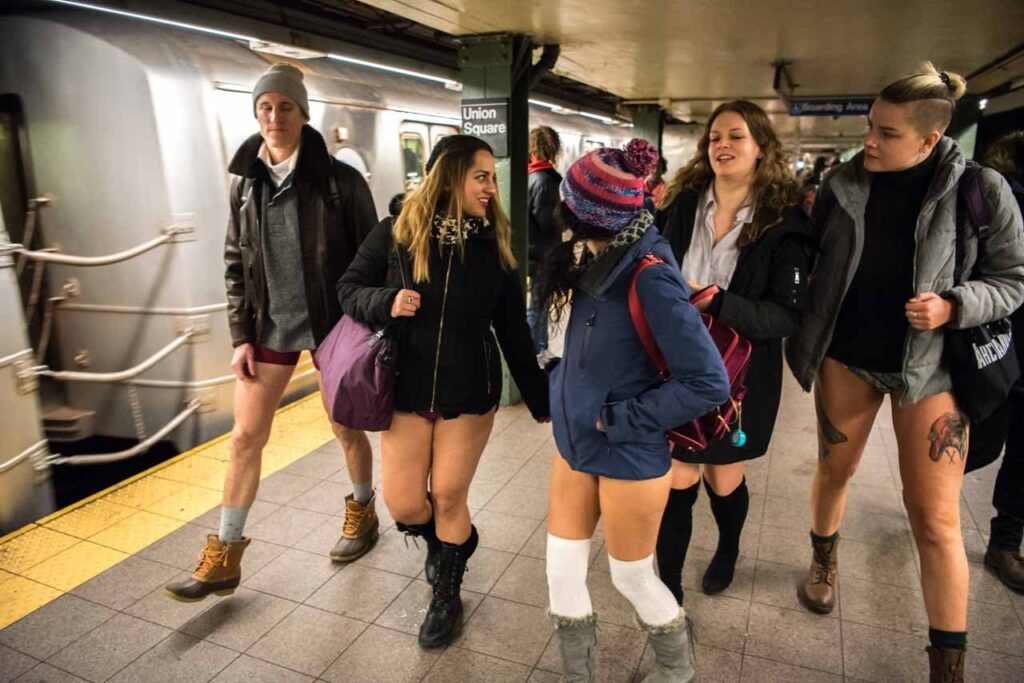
[407,296,414,304]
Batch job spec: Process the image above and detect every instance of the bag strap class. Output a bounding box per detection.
[326,171,343,212]
[628,254,670,379]
[954,161,992,284]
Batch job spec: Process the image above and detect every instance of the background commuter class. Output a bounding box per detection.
[786,63,1024,681]
[527,125,563,360]
[337,134,550,649]
[166,63,380,602]
[645,157,668,209]
[980,130,1024,593]
[540,139,729,682]
[653,100,813,603]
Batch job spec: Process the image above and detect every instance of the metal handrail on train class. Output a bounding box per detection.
[7,223,193,267]
[37,328,197,383]
[46,399,202,466]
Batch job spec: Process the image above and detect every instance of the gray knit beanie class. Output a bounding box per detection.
[252,63,309,119]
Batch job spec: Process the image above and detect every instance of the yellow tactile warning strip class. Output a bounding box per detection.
[0,389,334,630]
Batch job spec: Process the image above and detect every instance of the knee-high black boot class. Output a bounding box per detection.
[656,481,700,605]
[396,502,442,585]
[703,477,749,594]
[418,525,478,648]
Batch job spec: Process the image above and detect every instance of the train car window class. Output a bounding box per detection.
[401,132,426,189]
[582,138,607,153]
[334,146,371,182]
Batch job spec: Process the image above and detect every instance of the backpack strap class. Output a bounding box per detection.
[326,171,343,212]
[628,254,670,379]
[954,161,992,284]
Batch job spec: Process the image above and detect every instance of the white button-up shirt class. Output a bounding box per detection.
[680,187,753,289]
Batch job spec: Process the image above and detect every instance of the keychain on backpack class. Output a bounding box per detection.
[729,402,747,447]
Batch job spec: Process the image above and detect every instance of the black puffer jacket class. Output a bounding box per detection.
[337,219,550,419]
[224,125,378,348]
[656,190,813,463]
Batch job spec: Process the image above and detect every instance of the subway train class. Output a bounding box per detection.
[0,9,700,532]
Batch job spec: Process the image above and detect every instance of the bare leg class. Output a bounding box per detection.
[222,362,295,507]
[380,412,435,525]
[892,391,969,631]
[429,410,496,544]
[810,358,885,535]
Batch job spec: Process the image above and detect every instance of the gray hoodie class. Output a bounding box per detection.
[786,137,1024,406]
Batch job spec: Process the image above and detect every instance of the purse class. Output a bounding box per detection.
[944,161,1020,426]
[315,238,408,431]
[628,255,753,452]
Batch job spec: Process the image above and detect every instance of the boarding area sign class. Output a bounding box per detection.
[787,97,874,117]
[461,99,509,156]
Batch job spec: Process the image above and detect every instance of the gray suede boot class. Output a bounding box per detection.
[639,609,696,683]
[550,612,598,682]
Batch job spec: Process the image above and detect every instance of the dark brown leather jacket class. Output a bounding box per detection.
[224,125,378,348]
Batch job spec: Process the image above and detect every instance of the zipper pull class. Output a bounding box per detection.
[586,314,596,327]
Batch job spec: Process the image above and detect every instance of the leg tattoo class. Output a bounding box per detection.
[927,412,968,464]
[815,386,849,460]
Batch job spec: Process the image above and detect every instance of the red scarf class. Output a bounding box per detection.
[528,157,555,174]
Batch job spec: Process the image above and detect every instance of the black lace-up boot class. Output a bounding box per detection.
[418,525,478,649]
[395,498,443,584]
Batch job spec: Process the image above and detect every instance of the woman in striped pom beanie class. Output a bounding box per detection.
[540,139,729,683]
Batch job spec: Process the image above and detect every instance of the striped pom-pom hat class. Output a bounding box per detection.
[561,138,659,233]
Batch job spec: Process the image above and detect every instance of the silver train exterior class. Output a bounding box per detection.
[0,9,698,533]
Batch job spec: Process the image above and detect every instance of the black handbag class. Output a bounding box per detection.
[945,161,1020,427]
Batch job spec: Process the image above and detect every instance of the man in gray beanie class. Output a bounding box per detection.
[252,62,310,119]
[166,62,381,603]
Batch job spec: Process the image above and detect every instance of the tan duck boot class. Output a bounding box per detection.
[797,534,838,614]
[330,492,379,562]
[927,646,965,683]
[164,534,250,602]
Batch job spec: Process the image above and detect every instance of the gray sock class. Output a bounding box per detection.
[352,480,373,506]
[219,506,250,543]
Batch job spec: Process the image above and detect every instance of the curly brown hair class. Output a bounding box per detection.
[657,100,799,245]
[529,126,561,162]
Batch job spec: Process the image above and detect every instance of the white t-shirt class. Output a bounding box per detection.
[680,187,753,289]
[258,142,299,188]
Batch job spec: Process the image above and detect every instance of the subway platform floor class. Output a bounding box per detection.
[1,375,1023,682]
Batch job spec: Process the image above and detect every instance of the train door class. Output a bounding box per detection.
[334,146,371,182]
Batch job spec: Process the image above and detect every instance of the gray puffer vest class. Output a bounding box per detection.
[786,137,1024,406]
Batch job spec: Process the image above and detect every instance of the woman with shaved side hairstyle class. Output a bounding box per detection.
[787,63,1024,681]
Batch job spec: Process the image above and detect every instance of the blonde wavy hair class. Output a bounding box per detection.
[393,137,516,283]
[657,100,799,246]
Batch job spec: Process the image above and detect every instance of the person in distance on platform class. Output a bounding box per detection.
[786,63,1024,681]
[527,125,563,362]
[337,134,550,649]
[979,130,1024,594]
[165,63,380,603]
[653,100,813,604]
[540,138,729,682]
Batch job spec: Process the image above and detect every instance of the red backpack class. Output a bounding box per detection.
[628,255,753,452]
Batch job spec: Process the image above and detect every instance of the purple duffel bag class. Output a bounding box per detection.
[314,315,397,431]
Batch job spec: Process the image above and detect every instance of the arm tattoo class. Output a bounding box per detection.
[927,412,968,464]
[815,386,848,460]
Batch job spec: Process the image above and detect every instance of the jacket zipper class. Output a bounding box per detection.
[579,314,596,369]
[430,251,455,412]
[483,338,492,395]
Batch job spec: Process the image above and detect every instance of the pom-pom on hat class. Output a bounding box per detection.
[561,138,659,233]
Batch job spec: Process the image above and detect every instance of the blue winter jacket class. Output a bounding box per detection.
[550,225,730,480]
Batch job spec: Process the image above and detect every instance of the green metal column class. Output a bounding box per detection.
[626,104,664,155]
[459,34,532,406]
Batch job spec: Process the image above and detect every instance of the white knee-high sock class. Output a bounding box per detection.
[608,553,681,626]
[546,534,594,618]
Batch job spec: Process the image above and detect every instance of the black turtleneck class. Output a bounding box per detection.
[827,150,941,372]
